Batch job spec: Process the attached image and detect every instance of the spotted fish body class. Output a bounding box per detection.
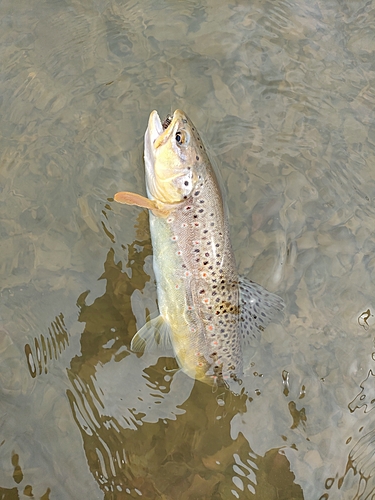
[115,110,283,384]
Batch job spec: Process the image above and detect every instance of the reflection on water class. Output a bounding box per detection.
[0,452,51,499]
[1,0,375,497]
[25,313,69,378]
[349,369,375,415]
[65,230,302,498]
[342,427,375,499]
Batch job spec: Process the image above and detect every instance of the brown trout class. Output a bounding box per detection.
[115,109,283,384]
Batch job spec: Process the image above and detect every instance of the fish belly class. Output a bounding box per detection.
[149,212,188,330]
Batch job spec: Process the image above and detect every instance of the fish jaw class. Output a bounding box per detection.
[144,110,199,205]
[144,109,187,152]
[144,110,163,177]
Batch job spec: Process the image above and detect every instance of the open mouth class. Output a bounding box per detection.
[148,110,177,148]
[147,110,184,149]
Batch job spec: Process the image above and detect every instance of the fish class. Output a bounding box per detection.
[114,109,284,385]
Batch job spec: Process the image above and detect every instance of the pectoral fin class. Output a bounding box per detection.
[239,276,284,345]
[114,191,171,217]
[114,191,156,210]
[130,315,174,353]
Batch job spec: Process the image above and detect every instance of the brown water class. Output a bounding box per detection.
[1,0,375,498]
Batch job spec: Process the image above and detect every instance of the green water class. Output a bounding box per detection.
[1,0,375,498]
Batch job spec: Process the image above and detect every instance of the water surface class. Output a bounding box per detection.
[1,0,375,498]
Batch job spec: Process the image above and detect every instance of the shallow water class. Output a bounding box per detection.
[1,0,375,498]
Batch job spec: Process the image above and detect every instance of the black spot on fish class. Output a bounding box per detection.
[196,155,199,161]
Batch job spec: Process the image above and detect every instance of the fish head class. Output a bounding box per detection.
[144,109,205,204]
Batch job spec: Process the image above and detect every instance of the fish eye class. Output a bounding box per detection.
[175,130,188,146]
